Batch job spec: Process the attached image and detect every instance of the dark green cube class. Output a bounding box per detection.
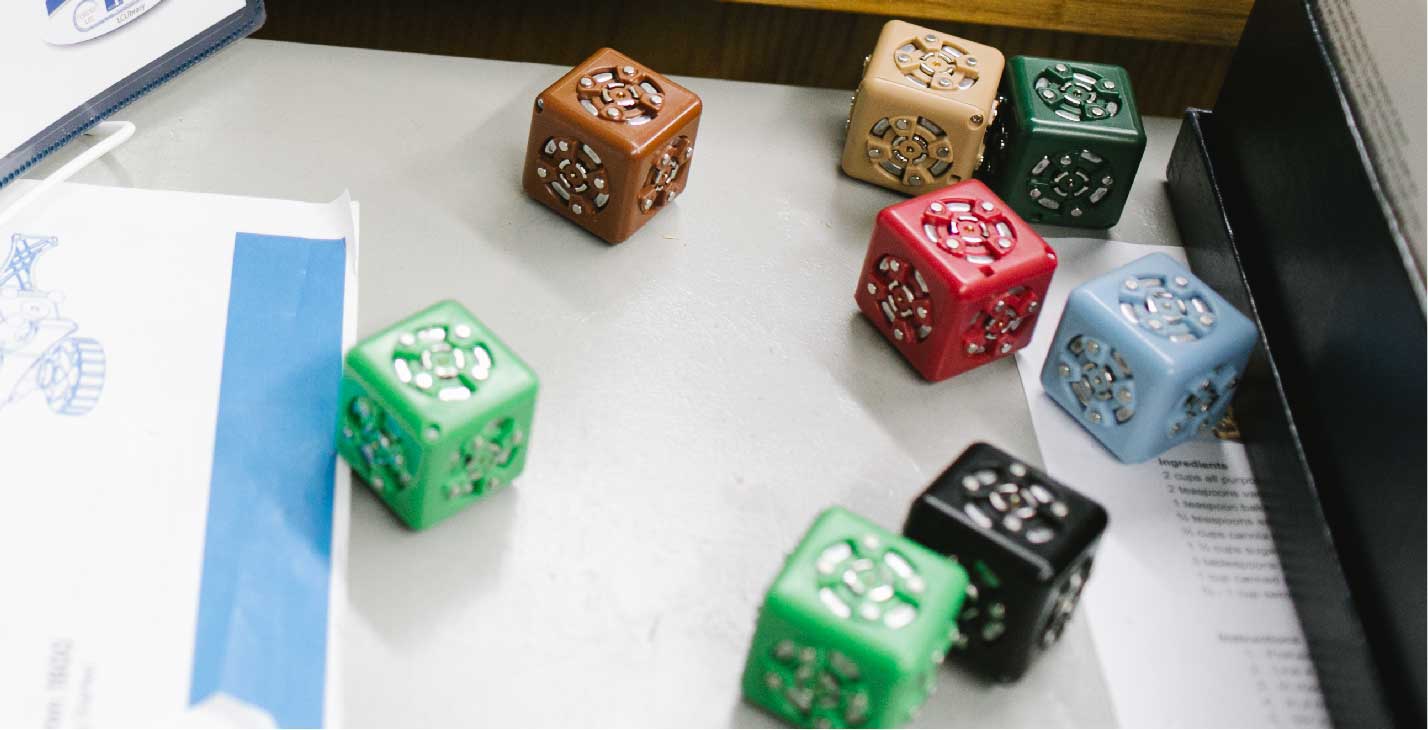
[980,56,1146,229]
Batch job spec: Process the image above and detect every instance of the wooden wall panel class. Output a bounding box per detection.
[252,0,1234,116]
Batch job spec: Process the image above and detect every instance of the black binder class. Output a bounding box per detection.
[1166,0,1426,725]
[1,1,266,188]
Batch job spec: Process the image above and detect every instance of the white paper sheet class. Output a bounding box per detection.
[0,180,356,728]
[1015,238,1330,727]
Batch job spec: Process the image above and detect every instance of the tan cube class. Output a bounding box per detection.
[522,48,702,244]
[841,20,1005,195]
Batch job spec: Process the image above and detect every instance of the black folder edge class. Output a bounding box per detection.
[1166,2,1426,725]
[1168,109,1392,727]
[0,1,266,189]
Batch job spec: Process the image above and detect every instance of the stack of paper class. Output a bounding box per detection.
[0,181,357,727]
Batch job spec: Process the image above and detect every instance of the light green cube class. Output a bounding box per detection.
[742,507,968,728]
[335,300,538,530]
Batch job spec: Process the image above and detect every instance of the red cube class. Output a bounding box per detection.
[854,180,1058,381]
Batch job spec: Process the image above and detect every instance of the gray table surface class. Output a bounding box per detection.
[33,39,1185,728]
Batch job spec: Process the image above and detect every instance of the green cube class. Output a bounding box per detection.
[335,300,538,530]
[742,507,968,728]
[981,56,1146,228]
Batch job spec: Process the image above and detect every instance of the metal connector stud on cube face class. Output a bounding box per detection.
[335,300,539,530]
[1039,253,1257,463]
[1032,61,1125,122]
[841,20,1005,195]
[980,56,1145,228]
[742,507,967,728]
[854,180,1058,381]
[523,48,702,243]
[1060,334,1138,428]
[903,442,1108,682]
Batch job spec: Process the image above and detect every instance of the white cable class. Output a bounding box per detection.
[0,120,136,232]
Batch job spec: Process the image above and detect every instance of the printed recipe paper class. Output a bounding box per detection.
[1015,238,1329,728]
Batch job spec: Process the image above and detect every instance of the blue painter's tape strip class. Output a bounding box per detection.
[190,233,347,728]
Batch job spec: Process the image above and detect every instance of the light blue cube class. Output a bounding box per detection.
[1039,253,1257,463]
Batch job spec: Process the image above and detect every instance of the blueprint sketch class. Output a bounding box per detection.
[0,233,105,416]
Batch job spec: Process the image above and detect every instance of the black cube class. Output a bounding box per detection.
[903,442,1108,681]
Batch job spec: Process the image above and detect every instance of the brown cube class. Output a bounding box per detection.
[841,20,1005,196]
[522,48,702,244]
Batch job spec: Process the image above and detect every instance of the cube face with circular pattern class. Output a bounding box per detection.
[854,180,1058,381]
[840,20,1005,195]
[742,507,967,728]
[903,442,1108,682]
[1038,253,1257,463]
[522,48,702,244]
[335,300,538,530]
[981,56,1146,229]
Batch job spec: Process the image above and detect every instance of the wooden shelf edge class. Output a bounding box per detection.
[720,0,1251,46]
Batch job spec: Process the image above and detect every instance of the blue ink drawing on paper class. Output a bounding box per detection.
[0,234,105,415]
